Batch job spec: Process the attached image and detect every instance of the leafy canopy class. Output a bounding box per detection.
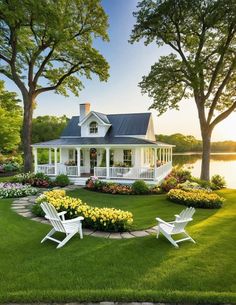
[32,115,69,143]
[0,0,109,97]
[0,81,22,152]
[130,0,236,129]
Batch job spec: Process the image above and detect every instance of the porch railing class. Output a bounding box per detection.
[37,162,172,181]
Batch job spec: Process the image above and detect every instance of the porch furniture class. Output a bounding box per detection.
[40,202,84,249]
[156,207,196,248]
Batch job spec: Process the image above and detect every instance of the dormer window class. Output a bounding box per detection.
[89,121,98,134]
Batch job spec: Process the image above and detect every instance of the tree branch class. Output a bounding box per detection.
[210,101,236,129]
[207,58,236,124]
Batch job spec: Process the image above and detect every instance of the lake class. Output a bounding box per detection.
[173,153,236,189]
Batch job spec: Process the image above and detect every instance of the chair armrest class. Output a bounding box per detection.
[175,218,193,223]
[58,211,67,221]
[156,217,174,228]
[62,216,84,224]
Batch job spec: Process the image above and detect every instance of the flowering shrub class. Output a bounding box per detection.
[33,189,133,232]
[161,177,178,192]
[0,183,37,198]
[178,180,211,191]
[211,175,226,190]
[12,172,52,188]
[86,178,162,195]
[167,189,224,209]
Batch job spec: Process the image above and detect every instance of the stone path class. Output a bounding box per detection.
[10,186,158,240]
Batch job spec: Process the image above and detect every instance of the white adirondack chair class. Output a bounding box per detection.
[40,202,84,249]
[156,207,196,248]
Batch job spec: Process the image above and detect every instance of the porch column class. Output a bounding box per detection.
[59,148,62,163]
[170,147,173,163]
[33,147,38,174]
[106,147,110,179]
[154,148,157,180]
[49,148,52,164]
[77,147,81,177]
[54,147,57,175]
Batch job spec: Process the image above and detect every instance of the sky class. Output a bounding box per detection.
[3,0,236,141]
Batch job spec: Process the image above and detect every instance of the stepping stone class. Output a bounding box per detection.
[83,228,94,236]
[19,212,33,218]
[31,217,43,222]
[145,228,157,234]
[130,230,149,237]
[121,232,135,239]
[91,231,110,238]
[40,219,49,224]
[12,208,29,213]
[109,232,122,239]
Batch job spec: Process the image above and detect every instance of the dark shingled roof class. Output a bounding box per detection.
[32,137,159,147]
[61,112,151,138]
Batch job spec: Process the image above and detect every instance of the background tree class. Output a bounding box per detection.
[0,81,22,152]
[0,0,109,172]
[32,115,69,143]
[130,0,236,180]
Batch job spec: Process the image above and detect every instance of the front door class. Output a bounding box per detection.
[90,148,97,174]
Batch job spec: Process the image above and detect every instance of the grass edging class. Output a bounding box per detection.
[1,289,236,304]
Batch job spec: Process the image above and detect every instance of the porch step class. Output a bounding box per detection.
[70,177,88,186]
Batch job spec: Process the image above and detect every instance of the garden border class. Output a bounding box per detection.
[11,185,158,239]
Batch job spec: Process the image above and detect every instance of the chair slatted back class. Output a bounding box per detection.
[41,202,66,233]
[172,207,195,234]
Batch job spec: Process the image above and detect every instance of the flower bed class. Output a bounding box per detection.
[33,190,133,232]
[86,177,162,195]
[0,183,38,199]
[167,188,224,209]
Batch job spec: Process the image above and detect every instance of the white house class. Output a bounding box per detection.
[32,103,174,185]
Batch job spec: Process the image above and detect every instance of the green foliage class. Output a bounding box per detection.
[161,177,178,192]
[0,0,109,97]
[167,188,224,209]
[190,176,213,189]
[12,172,52,188]
[211,175,226,190]
[32,116,69,143]
[0,81,22,152]
[132,180,149,194]
[31,203,45,218]
[171,167,192,183]
[55,174,70,187]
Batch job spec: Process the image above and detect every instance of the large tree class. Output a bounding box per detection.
[130,0,236,180]
[0,0,109,171]
[0,81,22,152]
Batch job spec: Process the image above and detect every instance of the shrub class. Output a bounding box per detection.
[12,172,52,188]
[211,175,226,190]
[55,174,70,187]
[167,189,224,209]
[190,176,212,189]
[161,177,178,192]
[0,183,37,198]
[33,189,133,232]
[171,167,192,183]
[132,180,149,194]
[178,180,211,191]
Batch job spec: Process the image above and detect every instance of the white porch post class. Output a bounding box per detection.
[170,147,173,163]
[54,147,57,175]
[33,147,38,174]
[77,147,81,177]
[59,148,62,163]
[49,148,52,164]
[106,147,110,179]
[154,147,157,180]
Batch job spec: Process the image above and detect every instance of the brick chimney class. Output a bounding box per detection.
[80,103,90,122]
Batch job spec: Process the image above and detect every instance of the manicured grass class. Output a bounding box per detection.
[0,189,235,303]
[0,175,13,182]
[68,188,218,230]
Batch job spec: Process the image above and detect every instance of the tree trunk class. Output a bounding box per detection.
[200,129,212,181]
[22,95,34,172]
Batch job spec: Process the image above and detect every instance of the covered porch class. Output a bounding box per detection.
[32,144,173,183]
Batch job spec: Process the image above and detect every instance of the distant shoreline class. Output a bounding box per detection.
[173,152,236,155]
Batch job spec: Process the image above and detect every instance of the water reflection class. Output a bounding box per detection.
[173,153,236,189]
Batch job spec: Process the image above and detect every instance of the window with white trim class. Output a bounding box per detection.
[123,149,132,167]
[89,121,98,134]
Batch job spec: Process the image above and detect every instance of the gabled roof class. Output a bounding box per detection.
[61,112,151,138]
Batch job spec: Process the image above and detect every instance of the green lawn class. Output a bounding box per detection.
[0,188,235,303]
